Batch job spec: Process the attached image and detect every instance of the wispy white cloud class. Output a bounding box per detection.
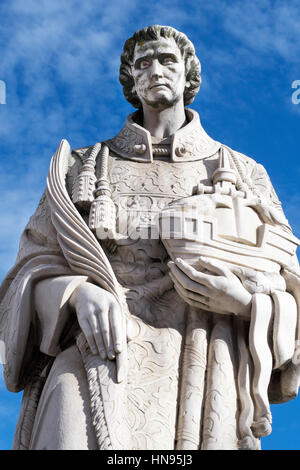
[221,0,300,64]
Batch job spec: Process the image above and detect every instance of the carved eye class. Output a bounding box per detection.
[139,60,151,69]
[162,56,175,65]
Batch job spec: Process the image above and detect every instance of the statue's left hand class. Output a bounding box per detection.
[168,257,252,318]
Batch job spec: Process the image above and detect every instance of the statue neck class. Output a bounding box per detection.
[141,100,187,138]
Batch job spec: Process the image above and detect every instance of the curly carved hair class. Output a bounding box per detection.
[119,25,201,108]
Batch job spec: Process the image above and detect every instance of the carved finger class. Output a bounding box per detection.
[196,256,233,278]
[88,315,106,359]
[172,274,210,304]
[109,301,123,354]
[116,349,127,383]
[169,269,207,297]
[183,289,210,305]
[116,314,128,383]
[171,273,212,310]
[169,261,211,292]
[174,258,216,286]
[173,283,211,311]
[98,309,114,360]
[80,318,98,355]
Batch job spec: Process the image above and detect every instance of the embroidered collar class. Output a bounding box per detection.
[106,108,221,162]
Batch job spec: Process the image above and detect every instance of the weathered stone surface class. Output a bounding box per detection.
[1,25,300,450]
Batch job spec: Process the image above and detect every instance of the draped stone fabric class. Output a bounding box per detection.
[0,110,299,450]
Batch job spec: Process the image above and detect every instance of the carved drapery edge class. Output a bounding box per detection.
[201,315,239,450]
[76,333,113,450]
[176,308,208,450]
[13,353,52,450]
[249,293,273,438]
[236,318,260,450]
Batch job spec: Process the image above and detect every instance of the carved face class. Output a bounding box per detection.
[131,37,186,109]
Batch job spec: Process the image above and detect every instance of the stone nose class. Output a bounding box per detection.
[150,59,163,79]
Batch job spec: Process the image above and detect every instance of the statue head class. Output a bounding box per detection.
[119,25,201,109]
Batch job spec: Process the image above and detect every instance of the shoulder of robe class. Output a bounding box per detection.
[225,145,274,186]
[226,145,286,221]
[225,145,259,168]
[71,145,94,163]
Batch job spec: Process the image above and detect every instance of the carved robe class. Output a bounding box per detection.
[0,109,299,450]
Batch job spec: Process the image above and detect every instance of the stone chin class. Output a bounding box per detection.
[142,91,182,109]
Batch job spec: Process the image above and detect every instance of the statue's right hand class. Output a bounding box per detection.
[69,282,125,361]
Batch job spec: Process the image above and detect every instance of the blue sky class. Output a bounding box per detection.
[1,0,300,450]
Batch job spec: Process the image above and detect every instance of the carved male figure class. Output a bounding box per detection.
[1,25,300,450]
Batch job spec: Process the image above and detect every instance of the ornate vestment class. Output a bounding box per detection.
[1,109,299,450]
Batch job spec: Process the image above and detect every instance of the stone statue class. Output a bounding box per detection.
[1,24,300,450]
